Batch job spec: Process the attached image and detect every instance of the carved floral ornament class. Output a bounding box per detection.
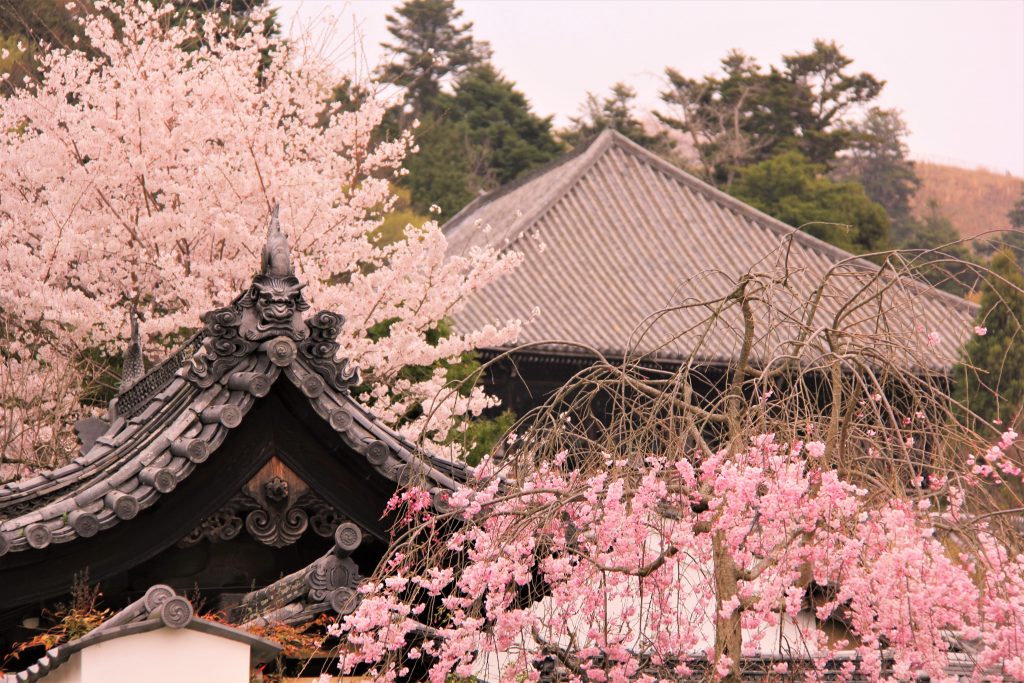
[181,458,346,549]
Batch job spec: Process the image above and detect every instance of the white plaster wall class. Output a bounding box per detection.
[36,653,81,683]
[41,628,252,683]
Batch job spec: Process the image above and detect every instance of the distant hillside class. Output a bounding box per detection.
[910,161,1022,239]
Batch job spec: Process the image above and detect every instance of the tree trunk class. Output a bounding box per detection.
[712,530,743,682]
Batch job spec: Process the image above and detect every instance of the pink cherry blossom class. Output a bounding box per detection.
[334,431,1024,681]
[0,1,522,465]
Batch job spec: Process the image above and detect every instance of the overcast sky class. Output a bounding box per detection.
[275,0,1024,176]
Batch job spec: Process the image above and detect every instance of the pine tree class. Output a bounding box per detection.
[1010,189,1024,230]
[657,41,883,187]
[836,107,920,223]
[448,63,561,186]
[401,64,561,216]
[379,0,490,118]
[562,82,668,151]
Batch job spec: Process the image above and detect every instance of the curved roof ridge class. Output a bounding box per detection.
[0,349,465,554]
[442,130,616,256]
[0,270,469,555]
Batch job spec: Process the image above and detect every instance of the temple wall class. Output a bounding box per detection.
[41,628,251,683]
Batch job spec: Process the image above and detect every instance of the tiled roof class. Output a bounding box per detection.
[443,130,977,369]
[0,308,466,557]
[3,585,280,682]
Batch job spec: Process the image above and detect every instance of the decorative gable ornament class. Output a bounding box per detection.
[0,205,473,667]
[187,204,358,392]
[0,205,464,563]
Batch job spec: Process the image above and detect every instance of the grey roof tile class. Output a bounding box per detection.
[0,351,465,554]
[0,258,472,556]
[443,130,977,369]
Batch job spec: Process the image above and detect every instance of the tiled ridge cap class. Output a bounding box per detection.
[0,349,469,556]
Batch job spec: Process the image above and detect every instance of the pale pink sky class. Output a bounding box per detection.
[275,0,1024,176]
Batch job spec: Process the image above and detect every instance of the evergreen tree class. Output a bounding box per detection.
[780,40,885,165]
[836,107,920,223]
[449,63,561,186]
[403,115,479,216]
[658,41,883,187]
[562,82,668,151]
[729,150,889,254]
[401,64,561,216]
[955,250,1024,426]
[658,51,787,187]
[1010,188,1024,230]
[379,0,490,118]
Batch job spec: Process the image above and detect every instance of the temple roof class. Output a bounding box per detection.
[443,130,977,369]
[0,219,466,557]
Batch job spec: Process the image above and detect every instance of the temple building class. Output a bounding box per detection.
[442,130,976,414]
[0,213,463,679]
[0,133,984,680]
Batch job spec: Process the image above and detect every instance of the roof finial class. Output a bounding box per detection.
[120,306,145,393]
[261,203,292,277]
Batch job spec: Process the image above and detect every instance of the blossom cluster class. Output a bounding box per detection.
[336,434,1024,682]
[0,2,521,465]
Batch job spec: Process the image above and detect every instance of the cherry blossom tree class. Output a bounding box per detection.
[334,253,1024,682]
[0,1,520,468]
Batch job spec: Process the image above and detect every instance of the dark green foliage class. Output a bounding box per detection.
[325,78,372,115]
[955,250,1024,426]
[836,107,920,223]
[659,51,784,187]
[379,1,559,215]
[780,40,885,165]
[363,317,515,463]
[658,41,883,187]
[378,0,490,118]
[403,115,479,216]
[729,150,889,253]
[448,64,562,186]
[400,65,561,216]
[451,410,515,466]
[976,190,1024,259]
[562,82,668,152]
[1010,189,1024,230]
